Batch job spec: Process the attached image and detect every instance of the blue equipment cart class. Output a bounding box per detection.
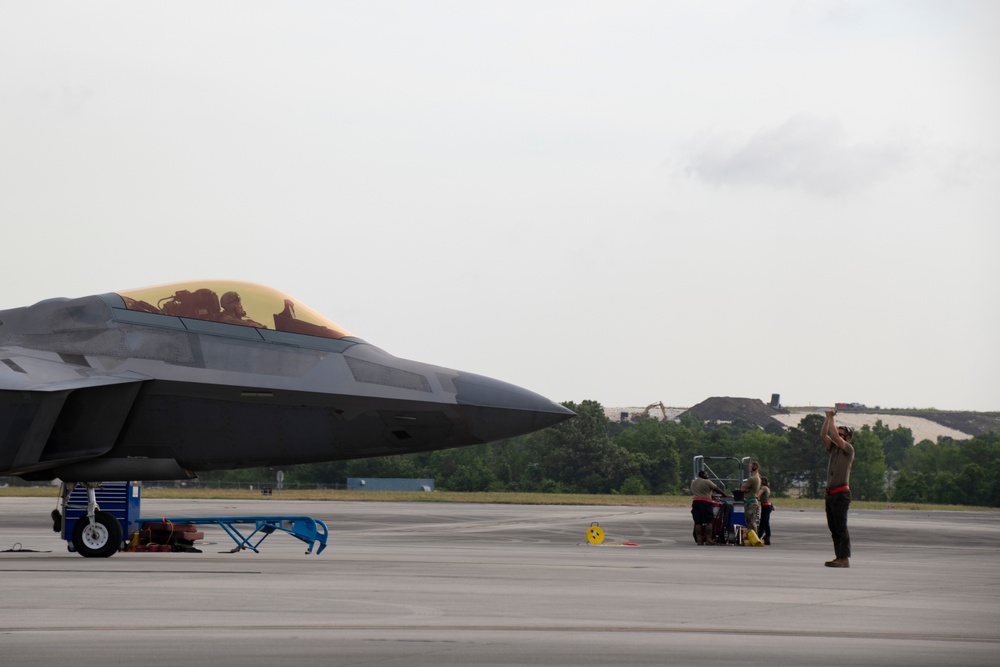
[139,515,329,554]
[62,482,141,555]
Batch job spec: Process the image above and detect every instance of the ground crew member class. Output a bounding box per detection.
[691,470,725,545]
[759,476,773,545]
[822,409,855,568]
[741,460,762,537]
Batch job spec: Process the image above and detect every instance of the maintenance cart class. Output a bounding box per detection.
[692,455,751,546]
[57,482,328,557]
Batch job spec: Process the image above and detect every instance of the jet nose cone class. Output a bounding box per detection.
[452,372,575,442]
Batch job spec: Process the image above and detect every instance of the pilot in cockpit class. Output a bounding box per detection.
[218,291,266,328]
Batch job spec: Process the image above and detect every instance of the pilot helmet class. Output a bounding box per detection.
[221,291,241,309]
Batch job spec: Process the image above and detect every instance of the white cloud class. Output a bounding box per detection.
[682,115,913,196]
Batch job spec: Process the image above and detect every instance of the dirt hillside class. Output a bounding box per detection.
[607,398,999,442]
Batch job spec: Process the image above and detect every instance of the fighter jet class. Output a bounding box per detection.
[0,280,574,553]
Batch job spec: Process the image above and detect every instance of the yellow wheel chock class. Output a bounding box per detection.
[586,522,605,545]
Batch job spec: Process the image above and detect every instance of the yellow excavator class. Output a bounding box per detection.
[630,402,668,421]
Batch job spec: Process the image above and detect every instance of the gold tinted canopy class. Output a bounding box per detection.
[117,280,352,340]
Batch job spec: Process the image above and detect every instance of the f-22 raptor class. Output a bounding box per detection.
[0,280,574,554]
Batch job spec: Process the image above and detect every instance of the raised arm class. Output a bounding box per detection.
[821,410,833,449]
[823,409,850,450]
[819,410,837,451]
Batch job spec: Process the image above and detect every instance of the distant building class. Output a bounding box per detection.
[347,478,434,492]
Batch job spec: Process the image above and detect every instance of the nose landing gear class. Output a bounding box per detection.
[57,482,125,558]
[72,510,122,558]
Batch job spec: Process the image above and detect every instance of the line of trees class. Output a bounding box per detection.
[200,400,1000,507]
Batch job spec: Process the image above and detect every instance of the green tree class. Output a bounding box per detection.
[439,455,499,492]
[957,434,1000,503]
[909,439,964,477]
[617,475,650,495]
[984,459,1000,507]
[851,426,887,501]
[786,414,827,499]
[528,400,637,493]
[671,414,713,465]
[613,419,681,494]
[735,430,791,496]
[930,471,963,505]
[284,460,349,486]
[954,463,985,506]
[344,453,422,480]
[891,472,929,502]
[872,420,914,469]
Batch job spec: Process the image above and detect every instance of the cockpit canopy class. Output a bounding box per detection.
[117,280,352,340]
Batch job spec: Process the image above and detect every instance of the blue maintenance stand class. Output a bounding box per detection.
[59,481,329,556]
[138,516,329,554]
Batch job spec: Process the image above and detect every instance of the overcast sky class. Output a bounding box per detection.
[2,1,998,411]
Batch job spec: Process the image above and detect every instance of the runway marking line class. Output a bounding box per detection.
[1,624,997,643]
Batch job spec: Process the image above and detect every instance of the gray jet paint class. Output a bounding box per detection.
[0,281,574,483]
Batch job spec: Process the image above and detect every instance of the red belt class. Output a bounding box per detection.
[826,485,850,495]
[762,502,773,506]
[692,497,713,503]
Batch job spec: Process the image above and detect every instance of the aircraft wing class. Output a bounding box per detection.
[0,353,147,478]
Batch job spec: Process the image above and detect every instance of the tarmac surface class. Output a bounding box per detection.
[1,497,999,666]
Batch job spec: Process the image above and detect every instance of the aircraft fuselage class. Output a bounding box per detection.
[0,282,573,482]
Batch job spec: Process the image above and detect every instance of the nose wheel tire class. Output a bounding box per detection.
[72,511,122,558]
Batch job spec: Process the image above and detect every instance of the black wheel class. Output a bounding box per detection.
[72,511,122,558]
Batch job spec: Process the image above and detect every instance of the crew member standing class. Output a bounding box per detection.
[690,470,726,545]
[758,476,773,545]
[822,409,855,568]
[741,460,762,537]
